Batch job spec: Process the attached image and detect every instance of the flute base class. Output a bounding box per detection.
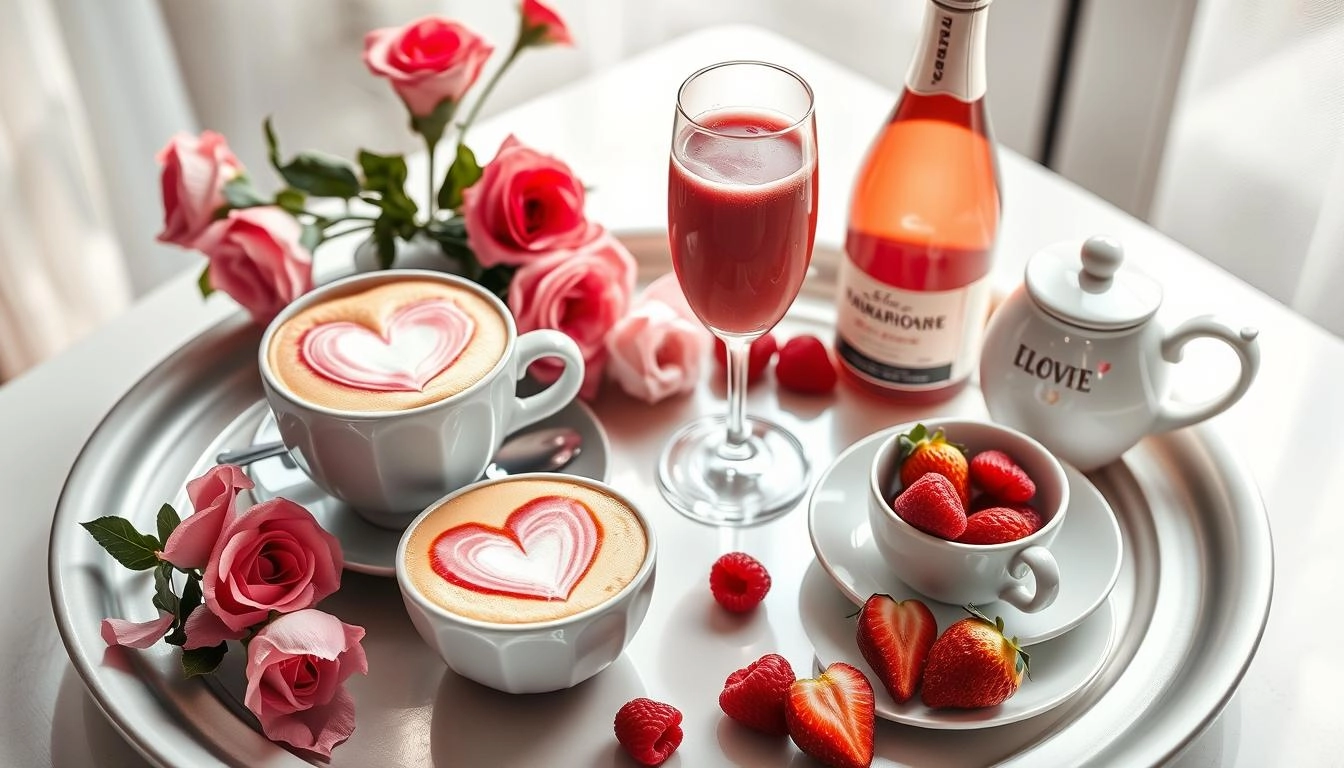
[656,414,811,527]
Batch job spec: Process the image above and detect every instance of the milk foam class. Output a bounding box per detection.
[404,478,647,624]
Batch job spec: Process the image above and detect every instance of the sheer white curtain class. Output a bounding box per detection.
[1150,0,1344,336]
[0,0,133,379]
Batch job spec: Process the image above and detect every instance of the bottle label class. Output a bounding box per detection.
[835,258,992,388]
[906,3,988,102]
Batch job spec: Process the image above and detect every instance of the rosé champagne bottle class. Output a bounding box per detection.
[835,0,1002,404]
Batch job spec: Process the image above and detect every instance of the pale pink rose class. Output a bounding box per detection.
[182,604,245,649]
[195,207,313,325]
[363,17,494,117]
[155,130,244,248]
[461,135,597,268]
[521,0,573,46]
[606,273,712,403]
[244,609,367,759]
[101,611,174,649]
[160,464,253,569]
[200,498,343,633]
[509,231,636,400]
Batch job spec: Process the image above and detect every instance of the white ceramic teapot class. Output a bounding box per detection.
[979,235,1261,471]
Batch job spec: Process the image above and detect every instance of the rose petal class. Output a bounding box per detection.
[101,612,175,649]
[182,605,246,650]
[161,464,253,569]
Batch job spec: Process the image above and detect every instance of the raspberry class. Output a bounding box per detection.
[719,653,796,734]
[775,335,838,395]
[959,506,1041,544]
[714,333,778,386]
[969,450,1037,504]
[709,552,772,613]
[891,473,968,540]
[614,698,683,766]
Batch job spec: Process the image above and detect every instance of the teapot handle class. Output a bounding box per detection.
[1152,316,1261,433]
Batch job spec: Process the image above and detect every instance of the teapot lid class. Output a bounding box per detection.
[1024,235,1162,330]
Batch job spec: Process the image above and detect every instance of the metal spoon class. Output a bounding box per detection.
[215,426,584,477]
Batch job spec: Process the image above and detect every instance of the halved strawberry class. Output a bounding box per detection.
[890,472,968,540]
[921,606,1029,709]
[714,333,777,386]
[785,662,875,768]
[856,594,937,704]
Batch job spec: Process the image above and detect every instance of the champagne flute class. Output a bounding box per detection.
[658,60,819,526]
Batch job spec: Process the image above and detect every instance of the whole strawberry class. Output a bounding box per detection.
[898,424,970,505]
[714,333,778,386]
[775,335,839,395]
[856,594,936,703]
[786,662,875,768]
[719,653,796,735]
[921,607,1029,709]
[969,449,1036,504]
[890,472,968,540]
[614,698,683,766]
[959,506,1041,545]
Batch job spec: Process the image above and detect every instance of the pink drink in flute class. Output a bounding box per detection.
[669,109,819,335]
[657,60,819,526]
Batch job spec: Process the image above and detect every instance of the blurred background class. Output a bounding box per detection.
[1,0,1340,380]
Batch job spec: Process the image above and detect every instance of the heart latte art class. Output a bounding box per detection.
[267,278,509,412]
[404,477,648,624]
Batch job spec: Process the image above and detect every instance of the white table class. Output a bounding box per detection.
[5,25,1340,767]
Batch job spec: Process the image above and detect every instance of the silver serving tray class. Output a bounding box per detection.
[48,233,1272,767]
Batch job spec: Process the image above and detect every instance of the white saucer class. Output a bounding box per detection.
[247,399,610,578]
[807,428,1122,645]
[799,560,1115,729]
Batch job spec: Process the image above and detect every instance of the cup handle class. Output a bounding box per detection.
[1152,316,1261,433]
[998,546,1061,613]
[507,330,586,434]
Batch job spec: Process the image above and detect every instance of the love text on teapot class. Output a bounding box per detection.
[1013,344,1098,393]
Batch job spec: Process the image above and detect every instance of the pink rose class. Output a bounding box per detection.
[606,273,712,404]
[195,207,313,324]
[160,464,253,569]
[462,135,597,269]
[155,130,244,248]
[509,231,637,399]
[244,609,367,759]
[521,0,573,46]
[363,17,494,117]
[101,611,175,649]
[198,498,343,634]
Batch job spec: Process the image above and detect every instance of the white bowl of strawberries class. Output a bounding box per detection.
[867,418,1069,613]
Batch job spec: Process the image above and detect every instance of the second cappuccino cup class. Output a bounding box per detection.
[258,269,585,528]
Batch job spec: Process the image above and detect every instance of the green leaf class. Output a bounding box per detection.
[181,643,227,678]
[358,150,418,221]
[152,562,179,616]
[279,151,362,198]
[275,187,307,215]
[299,222,323,252]
[79,517,161,571]
[409,98,458,149]
[371,216,398,270]
[197,266,214,298]
[438,143,482,211]
[263,116,281,170]
[156,503,181,544]
[222,176,268,209]
[166,577,204,647]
